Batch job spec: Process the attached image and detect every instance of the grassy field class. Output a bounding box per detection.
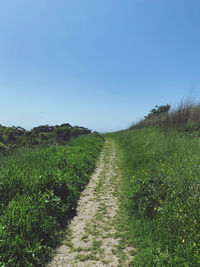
[107,128,200,266]
[0,133,104,267]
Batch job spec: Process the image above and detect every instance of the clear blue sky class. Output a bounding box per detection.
[0,0,200,132]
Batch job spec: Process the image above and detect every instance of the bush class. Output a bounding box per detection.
[0,123,93,149]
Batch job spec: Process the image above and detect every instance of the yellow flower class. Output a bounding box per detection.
[182,239,185,243]
[194,243,196,247]
[154,207,157,211]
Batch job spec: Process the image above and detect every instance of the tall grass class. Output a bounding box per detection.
[0,133,104,266]
[108,128,200,266]
[131,99,200,131]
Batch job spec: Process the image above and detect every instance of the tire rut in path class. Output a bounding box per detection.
[48,138,133,267]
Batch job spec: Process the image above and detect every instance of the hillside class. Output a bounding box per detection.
[1,102,200,266]
[106,116,200,265]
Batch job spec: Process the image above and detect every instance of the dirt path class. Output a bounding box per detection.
[48,139,134,267]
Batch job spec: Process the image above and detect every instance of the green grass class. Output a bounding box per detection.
[107,128,200,266]
[0,133,104,267]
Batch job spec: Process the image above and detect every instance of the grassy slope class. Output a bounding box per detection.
[0,133,104,267]
[107,128,200,266]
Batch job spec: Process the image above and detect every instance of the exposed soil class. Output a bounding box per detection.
[48,139,134,267]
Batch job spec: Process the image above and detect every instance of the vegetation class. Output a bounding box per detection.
[132,99,200,132]
[0,133,104,266]
[144,104,171,120]
[2,99,200,266]
[0,123,91,150]
[107,100,200,266]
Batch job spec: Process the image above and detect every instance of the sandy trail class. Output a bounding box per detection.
[48,139,133,267]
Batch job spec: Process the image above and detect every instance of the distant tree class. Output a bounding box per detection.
[39,132,54,143]
[32,125,51,134]
[0,126,4,142]
[60,123,72,128]
[25,131,39,146]
[3,127,19,143]
[0,122,92,148]
[14,126,26,136]
[55,127,72,143]
[71,127,82,137]
[73,126,91,135]
[0,142,8,152]
[145,104,170,119]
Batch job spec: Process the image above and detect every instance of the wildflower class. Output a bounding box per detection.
[182,239,185,243]
[194,243,196,247]
[154,207,157,211]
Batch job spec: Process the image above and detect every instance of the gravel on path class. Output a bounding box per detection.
[48,139,134,267]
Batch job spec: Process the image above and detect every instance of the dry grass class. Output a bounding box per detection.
[131,98,200,131]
